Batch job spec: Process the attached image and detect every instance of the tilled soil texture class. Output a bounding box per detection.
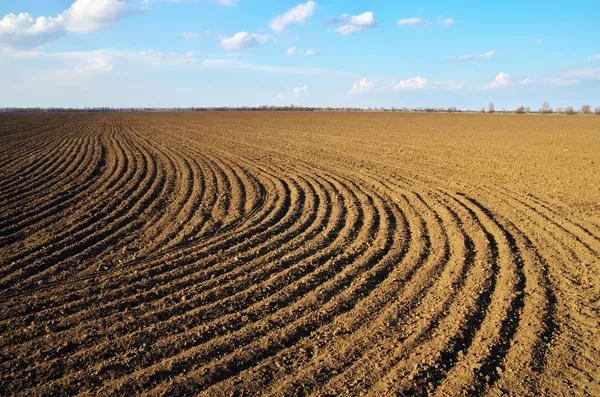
[0,112,599,396]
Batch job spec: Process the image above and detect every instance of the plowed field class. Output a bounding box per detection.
[1,112,599,396]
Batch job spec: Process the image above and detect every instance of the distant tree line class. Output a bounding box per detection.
[509,102,599,115]
[1,103,599,114]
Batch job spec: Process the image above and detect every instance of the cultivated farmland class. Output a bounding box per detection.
[0,112,599,396]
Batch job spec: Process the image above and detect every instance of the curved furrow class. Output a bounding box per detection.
[0,122,158,291]
[1,113,598,396]
[8,124,173,290]
[0,121,135,275]
[0,155,275,323]
[0,121,79,182]
[212,176,432,397]
[123,124,259,256]
[0,130,104,244]
[0,129,87,209]
[312,186,478,397]
[0,121,87,202]
[0,133,86,221]
[0,160,291,351]
[496,187,600,259]
[525,192,600,242]
[122,176,395,395]
[472,186,599,395]
[277,177,471,397]
[0,137,107,248]
[1,163,318,390]
[72,121,188,264]
[373,192,526,396]
[0,161,309,352]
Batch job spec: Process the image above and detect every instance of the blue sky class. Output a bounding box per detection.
[0,0,599,109]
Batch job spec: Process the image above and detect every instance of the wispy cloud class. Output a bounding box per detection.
[450,50,497,61]
[327,11,377,35]
[394,77,428,90]
[397,17,453,27]
[565,68,600,79]
[286,46,316,56]
[518,78,579,86]
[216,0,237,6]
[3,46,356,78]
[397,18,429,26]
[220,32,272,50]
[481,72,510,89]
[276,84,308,100]
[349,76,463,95]
[270,1,316,33]
[349,78,377,95]
[585,54,600,63]
[180,32,198,40]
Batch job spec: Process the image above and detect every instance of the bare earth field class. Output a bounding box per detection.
[0,112,599,396]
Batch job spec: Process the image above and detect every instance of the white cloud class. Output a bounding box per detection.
[72,55,113,75]
[452,55,474,61]
[0,0,138,49]
[397,18,429,26]
[432,80,465,91]
[30,50,117,83]
[328,12,376,27]
[139,49,179,59]
[442,18,454,26]
[394,76,428,89]
[217,0,237,5]
[349,78,377,95]
[180,32,198,40]
[335,25,363,35]
[287,47,317,56]
[450,50,497,61]
[252,34,274,45]
[585,54,600,63]
[479,50,497,59]
[518,78,579,86]
[481,72,510,89]
[0,13,65,49]
[329,11,376,35]
[349,76,461,95]
[62,0,138,34]
[535,38,543,43]
[199,59,355,76]
[270,1,316,33]
[565,68,600,80]
[276,84,308,100]
[220,31,259,50]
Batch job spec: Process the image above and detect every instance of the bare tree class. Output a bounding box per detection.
[540,101,551,114]
[581,105,591,114]
[556,107,564,114]
[488,102,495,113]
[480,108,486,113]
[564,106,576,115]
[595,107,600,115]
[525,106,531,113]
[515,106,526,114]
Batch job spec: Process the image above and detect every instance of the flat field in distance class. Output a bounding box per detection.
[1,112,599,396]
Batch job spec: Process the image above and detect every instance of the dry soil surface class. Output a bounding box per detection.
[0,112,599,396]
